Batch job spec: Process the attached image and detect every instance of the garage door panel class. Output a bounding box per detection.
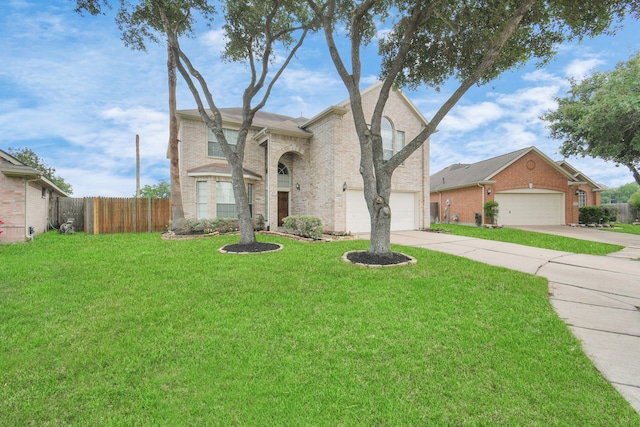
[495,192,564,226]
[346,191,416,233]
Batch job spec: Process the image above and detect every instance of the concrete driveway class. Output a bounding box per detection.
[362,226,640,413]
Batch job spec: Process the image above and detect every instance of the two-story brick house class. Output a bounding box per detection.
[175,83,430,233]
[430,146,603,226]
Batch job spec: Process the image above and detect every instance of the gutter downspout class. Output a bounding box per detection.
[25,176,41,241]
[479,183,485,226]
[266,131,271,230]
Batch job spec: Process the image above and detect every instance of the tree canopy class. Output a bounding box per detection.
[308,0,639,255]
[8,147,73,194]
[601,182,640,204]
[543,51,640,185]
[138,180,170,198]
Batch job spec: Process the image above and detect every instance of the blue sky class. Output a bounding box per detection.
[1,0,639,197]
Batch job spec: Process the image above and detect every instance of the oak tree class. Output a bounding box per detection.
[307,0,639,256]
[543,51,640,185]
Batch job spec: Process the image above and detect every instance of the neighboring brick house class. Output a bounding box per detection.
[0,149,69,244]
[175,82,430,233]
[430,146,603,226]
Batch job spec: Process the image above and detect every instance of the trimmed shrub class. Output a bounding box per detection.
[282,216,323,240]
[483,200,499,224]
[255,214,265,231]
[184,218,239,234]
[579,206,615,224]
[602,205,618,223]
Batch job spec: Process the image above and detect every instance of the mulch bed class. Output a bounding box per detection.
[219,242,282,254]
[344,250,417,267]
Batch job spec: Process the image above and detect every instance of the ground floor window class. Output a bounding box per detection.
[216,181,236,218]
[577,190,587,207]
[248,183,253,217]
[196,181,207,219]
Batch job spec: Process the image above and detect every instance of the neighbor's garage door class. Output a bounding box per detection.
[346,190,416,233]
[494,191,565,225]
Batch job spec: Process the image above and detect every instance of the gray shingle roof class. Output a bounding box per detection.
[178,108,311,137]
[430,147,533,192]
[186,162,262,180]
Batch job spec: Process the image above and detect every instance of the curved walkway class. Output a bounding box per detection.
[362,227,640,413]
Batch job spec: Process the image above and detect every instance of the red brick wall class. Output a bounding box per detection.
[430,151,600,226]
[431,186,483,225]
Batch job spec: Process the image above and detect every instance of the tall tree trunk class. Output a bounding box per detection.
[167,44,186,231]
[229,155,256,245]
[366,167,393,256]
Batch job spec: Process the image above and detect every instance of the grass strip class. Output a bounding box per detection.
[429,224,623,255]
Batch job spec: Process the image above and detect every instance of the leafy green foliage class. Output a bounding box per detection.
[483,200,499,224]
[282,215,323,239]
[183,217,239,234]
[380,1,639,90]
[0,233,637,424]
[601,182,640,203]
[7,147,73,194]
[629,190,640,210]
[579,206,618,224]
[542,51,640,185]
[138,180,170,198]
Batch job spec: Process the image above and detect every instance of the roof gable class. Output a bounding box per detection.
[0,149,69,196]
[430,146,581,192]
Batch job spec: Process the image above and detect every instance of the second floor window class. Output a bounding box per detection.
[208,128,239,158]
[381,117,406,163]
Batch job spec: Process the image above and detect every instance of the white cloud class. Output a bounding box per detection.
[200,28,228,55]
[439,102,504,132]
[564,57,605,80]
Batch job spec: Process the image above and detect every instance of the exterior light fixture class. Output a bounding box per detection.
[342,182,347,192]
[487,188,491,195]
[296,183,300,190]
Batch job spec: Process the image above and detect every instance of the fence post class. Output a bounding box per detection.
[93,197,100,235]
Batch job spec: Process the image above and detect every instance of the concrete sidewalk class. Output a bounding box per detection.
[360,229,640,413]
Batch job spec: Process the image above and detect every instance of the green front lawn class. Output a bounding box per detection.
[605,223,640,235]
[429,224,624,255]
[1,232,637,425]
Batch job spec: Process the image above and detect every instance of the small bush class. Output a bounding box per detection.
[255,214,265,231]
[211,218,239,234]
[282,216,323,240]
[579,206,615,224]
[183,218,239,234]
[602,206,618,223]
[483,201,499,224]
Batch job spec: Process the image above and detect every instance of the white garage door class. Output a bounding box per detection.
[346,190,416,233]
[494,191,565,226]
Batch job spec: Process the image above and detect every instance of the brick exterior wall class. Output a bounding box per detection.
[177,85,430,233]
[430,150,601,225]
[0,173,57,244]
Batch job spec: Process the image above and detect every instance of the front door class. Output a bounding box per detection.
[277,191,289,226]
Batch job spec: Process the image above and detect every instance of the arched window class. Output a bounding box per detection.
[382,117,394,160]
[277,162,290,188]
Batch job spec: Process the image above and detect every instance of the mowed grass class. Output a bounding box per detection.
[605,223,640,235]
[1,232,638,425]
[430,224,624,255]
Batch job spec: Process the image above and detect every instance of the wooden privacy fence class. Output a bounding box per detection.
[57,197,171,234]
[604,203,639,224]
